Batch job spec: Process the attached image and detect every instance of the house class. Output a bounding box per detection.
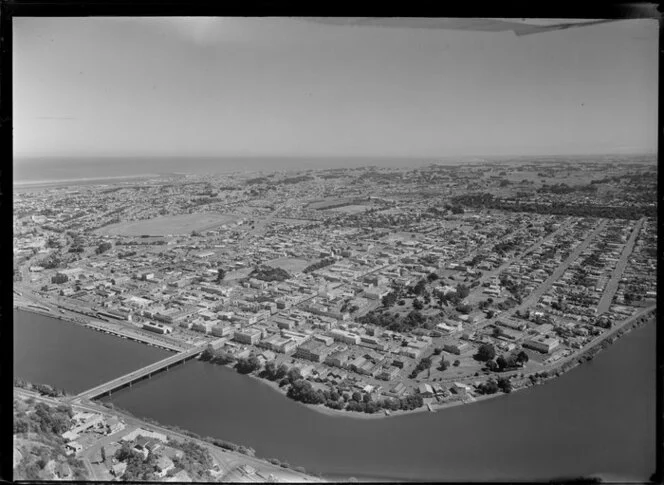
[111,462,127,478]
[418,383,434,397]
[443,342,470,355]
[133,436,151,459]
[155,455,175,478]
[65,441,83,455]
[105,417,125,435]
[164,470,192,482]
[452,382,473,395]
[54,462,72,479]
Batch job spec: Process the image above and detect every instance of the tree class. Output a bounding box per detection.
[456,284,470,299]
[474,343,496,362]
[478,379,499,395]
[438,358,450,371]
[287,367,302,384]
[453,359,461,367]
[235,355,261,374]
[413,298,424,311]
[516,351,529,365]
[216,268,226,283]
[427,272,439,282]
[497,377,513,393]
[496,355,508,371]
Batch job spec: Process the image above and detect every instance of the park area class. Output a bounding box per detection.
[95,214,239,236]
[266,257,312,274]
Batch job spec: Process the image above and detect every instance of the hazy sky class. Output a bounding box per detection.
[13,17,658,159]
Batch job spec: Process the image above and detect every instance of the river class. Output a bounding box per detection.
[14,309,656,481]
[13,310,172,394]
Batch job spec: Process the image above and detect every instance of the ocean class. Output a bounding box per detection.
[13,156,446,184]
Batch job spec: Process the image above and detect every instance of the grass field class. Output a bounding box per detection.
[266,257,311,273]
[96,214,239,236]
[328,204,372,214]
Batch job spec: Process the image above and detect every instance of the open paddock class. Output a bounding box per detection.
[95,214,239,236]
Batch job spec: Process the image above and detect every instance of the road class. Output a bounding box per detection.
[505,219,608,317]
[69,345,205,403]
[466,217,574,298]
[596,218,644,315]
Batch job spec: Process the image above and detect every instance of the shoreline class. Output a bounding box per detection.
[15,304,656,420]
[13,173,162,187]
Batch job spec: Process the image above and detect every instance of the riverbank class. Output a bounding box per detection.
[15,301,656,420]
[205,306,656,420]
[18,304,656,482]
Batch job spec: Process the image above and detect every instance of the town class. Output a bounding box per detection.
[13,155,657,479]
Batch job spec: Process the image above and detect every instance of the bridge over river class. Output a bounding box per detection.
[69,343,212,403]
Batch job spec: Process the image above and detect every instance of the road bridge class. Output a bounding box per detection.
[69,344,208,402]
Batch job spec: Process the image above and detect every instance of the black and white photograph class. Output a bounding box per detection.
[9,10,658,483]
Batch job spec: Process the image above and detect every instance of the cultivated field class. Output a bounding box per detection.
[96,214,239,236]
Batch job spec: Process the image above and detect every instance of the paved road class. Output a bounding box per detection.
[467,217,574,298]
[505,219,608,317]
[596,218,644,315]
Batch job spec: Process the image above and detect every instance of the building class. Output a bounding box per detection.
[418,383,434,397]
[142,321,173,334]
[522,336,560,354]
[443,342,470,355]
[325,329,361,345]
[294,339,330,363]
[233,328,262,345]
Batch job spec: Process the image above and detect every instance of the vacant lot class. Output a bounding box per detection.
[96,214,239,236]
[266,257,311,274]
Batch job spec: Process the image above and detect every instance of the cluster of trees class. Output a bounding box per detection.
[477,377,513,394]
[277,175,315,185]
[303,257,336,274]
[39,255,63,269]
[235,355,261,374]
[474,344,496,362]
[358,309,432,333]
[249,266,291,282]
[409,357,432,379]
[14,401,73,435]
[486,351,529,372]
[115,443,159,481]
[95,242,113,255]
[14,378,68,398]
[199,348,235,365]
[259,361,290,381]
[438,356,451,371]
[451,192,656,220]
[215,267,226,282]
[287,379,326,405]
[171,439,215,480]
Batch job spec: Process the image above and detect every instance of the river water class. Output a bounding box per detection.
[14,309,656,481]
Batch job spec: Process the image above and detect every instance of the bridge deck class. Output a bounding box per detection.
[71,345,206,402]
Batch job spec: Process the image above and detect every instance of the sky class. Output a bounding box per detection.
[13,17,658,159]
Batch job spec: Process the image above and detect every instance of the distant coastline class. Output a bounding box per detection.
[13,153,656,187]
